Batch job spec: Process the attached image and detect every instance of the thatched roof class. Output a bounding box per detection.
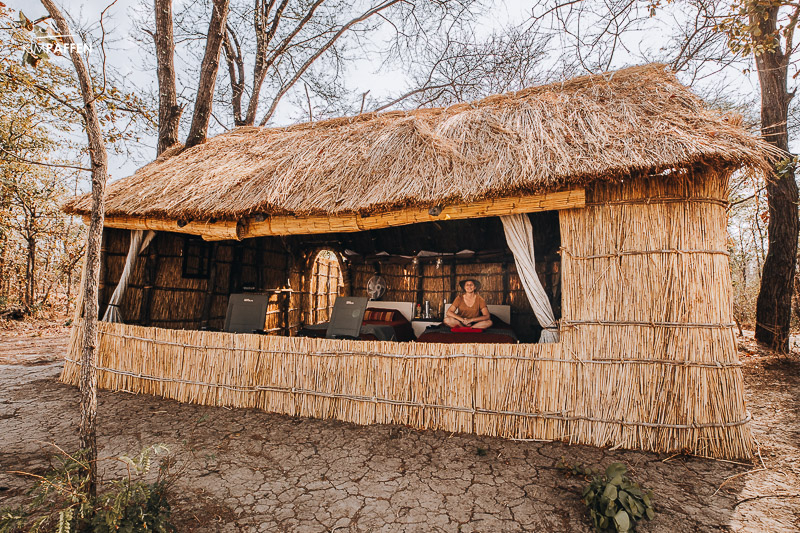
[64,63,772,220]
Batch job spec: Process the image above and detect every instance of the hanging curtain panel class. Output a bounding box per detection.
[500,214,559,343]
[102,230,156,323]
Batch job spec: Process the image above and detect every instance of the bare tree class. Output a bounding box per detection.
[534,0,800,352]
[40,0,110,497]
[142,0,231,151]
[185,0,230,148]
[373,26,555,112]
[739,3,800,352]
[153,0,182,154]
[531,0,746,82]
[142,0,480,128]
[220,0,406,126]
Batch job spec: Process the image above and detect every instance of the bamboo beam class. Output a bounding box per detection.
[87,215,245,241]
[89,189,585,241]
[245,189,585,238]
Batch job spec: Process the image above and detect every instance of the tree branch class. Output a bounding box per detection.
[185,0,230,148]
[372,82,451,113]
[245,0,325,125]
[0,146,92,171]
[259,0,405,126]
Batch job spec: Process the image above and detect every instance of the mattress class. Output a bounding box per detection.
[415,326,518,344]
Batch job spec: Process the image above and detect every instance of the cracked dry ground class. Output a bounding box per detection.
[1,333,799,532]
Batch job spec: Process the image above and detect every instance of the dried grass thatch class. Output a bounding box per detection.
[64,64,773,221]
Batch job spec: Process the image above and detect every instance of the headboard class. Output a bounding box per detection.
[487,304,511,324]
[366,301,414,322]
[366,302,509,323]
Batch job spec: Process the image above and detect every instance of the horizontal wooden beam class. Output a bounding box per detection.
[244,189,586,237]
[91,188,585,241]
[86,215,245,241]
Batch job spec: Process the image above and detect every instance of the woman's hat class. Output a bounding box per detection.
[459,278,481,291]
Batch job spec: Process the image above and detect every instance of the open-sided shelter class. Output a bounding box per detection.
[62,64,773,459]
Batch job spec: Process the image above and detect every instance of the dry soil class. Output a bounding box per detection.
[0,328,798,532]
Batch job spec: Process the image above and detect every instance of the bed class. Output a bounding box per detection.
[361,302,415,341]
[415,304,518,344]
[298,301,415,342]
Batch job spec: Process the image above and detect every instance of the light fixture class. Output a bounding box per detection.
[436,257,442,269]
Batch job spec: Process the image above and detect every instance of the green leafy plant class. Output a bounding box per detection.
[580,463,655,533]
[0,445,176,533]
[92,444,174,533]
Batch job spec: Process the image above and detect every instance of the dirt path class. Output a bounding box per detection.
[1,332,798,532]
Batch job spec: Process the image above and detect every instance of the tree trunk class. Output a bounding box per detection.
[752,7,800,353]
[222,30,245,126]
[0,232,7,301]
[66,270,72,314]
[185,0,230,148]
[42,0,110,499]
[154,0,183,155]
[24,236,35,310]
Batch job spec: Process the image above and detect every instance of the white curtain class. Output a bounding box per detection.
[501,214,559,343]
[102,230,156,323]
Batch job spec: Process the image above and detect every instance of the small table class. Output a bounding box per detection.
[412,319,442,338]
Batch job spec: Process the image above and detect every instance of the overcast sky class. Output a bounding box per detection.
[7,0,768,184]
[7,0,537,181]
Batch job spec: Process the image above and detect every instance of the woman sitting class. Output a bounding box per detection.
[444,279,493,330]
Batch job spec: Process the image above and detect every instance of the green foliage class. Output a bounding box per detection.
[714,0,797,58]
[0,445,176,533]
[645,0,796,60]
[558,460,655,533]
[581,463,655,532]
[775,155,799,180]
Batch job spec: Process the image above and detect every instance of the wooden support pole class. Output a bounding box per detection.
[415,260,423,308]
[138,239,160,326]
[200,242,219,329]
[344,256,354,298]
[502,256,510,306]
[228,243,243,294]
[449,258,457,302]
[326,259,334,318]
[256,238,265,291]
[281,290,290,335]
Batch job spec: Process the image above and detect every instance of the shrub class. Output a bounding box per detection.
[580,462,655,533]
[0,445,176,533]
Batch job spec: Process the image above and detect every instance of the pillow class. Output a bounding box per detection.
[364,308,397,322]
[451,326,484,333]
[489,313,511,329]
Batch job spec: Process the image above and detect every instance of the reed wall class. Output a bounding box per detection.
[99,231,301,333]
[66,168,752,459]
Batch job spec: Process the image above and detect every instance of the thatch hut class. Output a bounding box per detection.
[62,64,772,459]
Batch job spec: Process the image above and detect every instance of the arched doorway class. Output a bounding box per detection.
[306,250,344,325]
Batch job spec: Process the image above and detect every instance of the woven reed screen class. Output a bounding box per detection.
[61,167,752,459]
[307,251,343,325]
